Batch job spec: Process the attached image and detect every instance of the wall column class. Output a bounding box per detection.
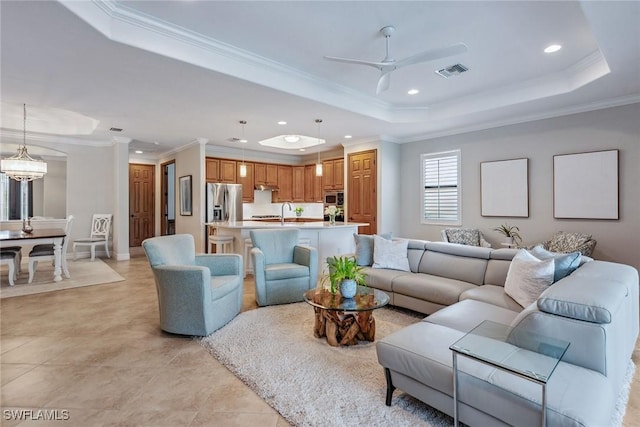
[112,137,131,261]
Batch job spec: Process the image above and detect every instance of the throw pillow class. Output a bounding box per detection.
[445,228,480,246]
[353,233,391,266]
[530,245,581,282]
[372,235,410,271]
[504,249,555,308]
[547,231,592,253]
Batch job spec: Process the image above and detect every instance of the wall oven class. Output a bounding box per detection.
[324,191,344,207]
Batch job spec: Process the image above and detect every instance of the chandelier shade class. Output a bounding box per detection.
[1,104,47,181]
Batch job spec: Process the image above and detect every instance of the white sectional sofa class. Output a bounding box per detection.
[361,239,638,426]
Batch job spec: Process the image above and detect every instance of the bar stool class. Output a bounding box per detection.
[209,235,234,254]
[243,238,253,278]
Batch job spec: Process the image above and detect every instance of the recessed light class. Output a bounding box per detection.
[135,150,143,154]
[344,135,352,139]
[544,44,562,53]
[407,89,420,95]
[299,148,306,152]
[239,139,248,143]
[277,121,287,125]
[284,135,301,143]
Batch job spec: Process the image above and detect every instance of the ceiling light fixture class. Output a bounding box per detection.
[277,121,287,125]
[135,150,143,154]
[1,104,47,182]
[283,135,301,143]
[544,44,562,53]
[344,135,352,139]
[315,119,323,177]
[239,120,247,178]
[407,89,419,95]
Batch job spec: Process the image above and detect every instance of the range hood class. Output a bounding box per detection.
[255,184,279,191]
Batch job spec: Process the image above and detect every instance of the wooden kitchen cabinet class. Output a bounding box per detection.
[219,160,237,183]
[206,158,219,182]
[322,158,344,190]
[255,163,278,186]
[237,162,255,202]
[292,166,305,202]
[304,164,323,202]
[273,165,293,202]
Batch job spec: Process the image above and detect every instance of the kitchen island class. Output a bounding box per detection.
[206,221,368,275]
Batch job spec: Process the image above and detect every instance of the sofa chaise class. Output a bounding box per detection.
[358,239,638,426]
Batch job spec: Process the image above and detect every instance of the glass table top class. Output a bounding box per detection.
[303,286,390,312]
[450,320,570,383]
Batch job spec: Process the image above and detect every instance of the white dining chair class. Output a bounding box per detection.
[73,214,112,261]
[28,215,74,283]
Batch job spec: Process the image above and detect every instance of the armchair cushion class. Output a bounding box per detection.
[265,263,310,281]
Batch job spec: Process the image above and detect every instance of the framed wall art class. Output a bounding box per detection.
[179,175,192,216]
[553,149,619,219]
[480,158,529,217]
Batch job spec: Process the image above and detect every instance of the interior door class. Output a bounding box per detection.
[129,163,155,246]
[348,150,377,235]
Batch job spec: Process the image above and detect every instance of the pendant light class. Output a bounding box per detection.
[239,120,247,178]
[1,104,47,181]
[315,119,323,177]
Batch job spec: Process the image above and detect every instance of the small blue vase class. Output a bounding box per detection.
[340,279,357,299]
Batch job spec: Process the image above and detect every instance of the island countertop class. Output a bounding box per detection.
[206,221,368,229]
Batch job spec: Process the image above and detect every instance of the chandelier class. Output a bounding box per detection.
[1,104,47,181]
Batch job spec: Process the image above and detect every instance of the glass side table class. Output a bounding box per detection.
[449,320,570,427]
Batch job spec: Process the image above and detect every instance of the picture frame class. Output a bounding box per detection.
[553,149,619,219]
[179,175,192,216]
[480,158,529,217]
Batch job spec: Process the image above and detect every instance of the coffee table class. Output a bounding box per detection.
[303,286,390,346]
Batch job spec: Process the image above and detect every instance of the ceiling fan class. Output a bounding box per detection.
[324,26,467,95]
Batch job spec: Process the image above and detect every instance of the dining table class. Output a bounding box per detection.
[0,228,66,283]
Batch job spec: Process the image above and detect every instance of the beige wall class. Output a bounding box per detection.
[399,103,640,271]
[174,141,206,251]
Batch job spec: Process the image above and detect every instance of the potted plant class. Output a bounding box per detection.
[294,206,304,217]
[327,255,365,298]
[493,223,522,246]
[324,205,342,224]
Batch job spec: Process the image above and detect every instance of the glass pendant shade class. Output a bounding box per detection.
[315,118,323,176]
[315,162,323,177]
[239,163,247,178]
[1,104,47,181]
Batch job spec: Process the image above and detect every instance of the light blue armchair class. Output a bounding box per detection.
[142,234,243,336]
[250,228,318,306]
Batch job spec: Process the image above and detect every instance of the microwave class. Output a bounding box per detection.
[324,191,344,206]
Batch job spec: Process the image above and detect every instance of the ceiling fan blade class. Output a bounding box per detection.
[395,43,468,69]
[323,56,387,69]
[376,72,391,94]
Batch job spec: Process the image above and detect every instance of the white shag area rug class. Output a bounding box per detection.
[200,302,635,427]
[0,258,124,299]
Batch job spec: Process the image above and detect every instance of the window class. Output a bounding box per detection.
[0,173,33,221]
[421,150,461,225]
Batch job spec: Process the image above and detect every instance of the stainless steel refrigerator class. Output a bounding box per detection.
[206,183,243,223]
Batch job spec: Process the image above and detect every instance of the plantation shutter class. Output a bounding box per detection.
[422,151,460,222]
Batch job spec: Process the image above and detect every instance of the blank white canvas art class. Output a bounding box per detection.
[481,158,529,217]
[553,150,618,219]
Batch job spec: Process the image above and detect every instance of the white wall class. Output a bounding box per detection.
[399,103,640,270]
[42,159,66,218]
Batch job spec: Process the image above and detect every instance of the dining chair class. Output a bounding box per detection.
[73,214,112,261]
[1,251,19,286]
[28,215,74,283]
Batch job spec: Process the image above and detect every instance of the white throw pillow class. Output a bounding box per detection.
[372,235,410,271]
[504,249,555,308]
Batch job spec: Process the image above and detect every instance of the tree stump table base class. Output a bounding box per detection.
[313,307,376,346]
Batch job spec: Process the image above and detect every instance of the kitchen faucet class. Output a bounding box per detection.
[281,202,292,225]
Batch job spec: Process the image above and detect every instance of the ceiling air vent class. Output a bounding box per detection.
[227,137,241,142]
[109,127,123,132]
[435,64,468,78]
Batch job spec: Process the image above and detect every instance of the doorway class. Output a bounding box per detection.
[161,161,176,236]
[129,163,155,247]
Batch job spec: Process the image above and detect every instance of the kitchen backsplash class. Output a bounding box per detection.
[243,190,324,219]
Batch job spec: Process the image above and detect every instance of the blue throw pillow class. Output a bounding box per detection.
[529,245,581,282]
[353,233,391,266]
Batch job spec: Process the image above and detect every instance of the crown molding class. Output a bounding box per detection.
[0,129,111,147]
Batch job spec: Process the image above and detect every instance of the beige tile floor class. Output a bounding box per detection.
[1,253,639,426]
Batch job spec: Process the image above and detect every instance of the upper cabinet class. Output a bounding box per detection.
[304,165,323,202]
[273,165,293,202]
[206,158,236,183]
[292,166,305,202]
[322,158,344,190]
[237,162,255,202]
[255,163,278,187]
